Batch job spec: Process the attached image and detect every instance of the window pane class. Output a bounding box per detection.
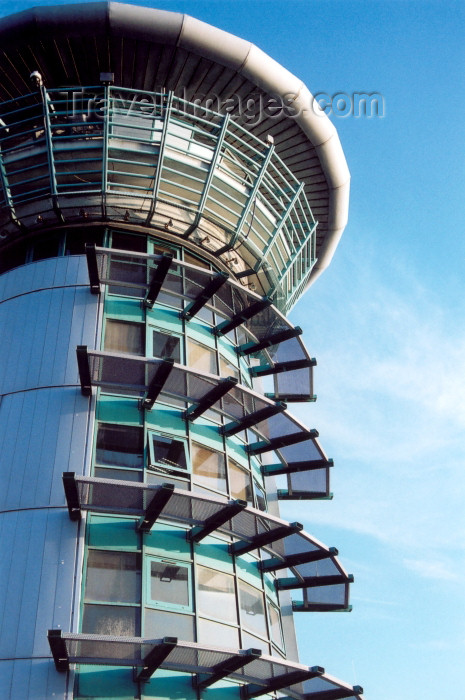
[104,319,144,355]
[187,338,217,374]
[198,618,239,648]
[96,424,144,468]
[149,434,188,473]
[219,355,240,381]
[197,567,236,622]
[239,580,267,637]
[82,604,140,636]
[192,443,226,492]
[150,561,190,608]
[144,608,194,641]
[228,460,253,505]
[268,601,284,648]
[85,550,141,603]
[152,330,181,362]
[253,481,267,511]
[241,630,270,655]
[111,232,146,252]
[94,466,142,482]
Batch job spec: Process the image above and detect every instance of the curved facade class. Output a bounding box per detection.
[0,4,362,700]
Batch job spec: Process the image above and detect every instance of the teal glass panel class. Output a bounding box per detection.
[76,665,135,699]
[97,395,141,424]
[145,522,191,559]
[193,535,233,574]
[87,515,139,550]
[105,297,145,322]
[143,669,197,700]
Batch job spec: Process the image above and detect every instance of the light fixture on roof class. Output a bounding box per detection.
[100,72,114,86]
[30,71,43,88]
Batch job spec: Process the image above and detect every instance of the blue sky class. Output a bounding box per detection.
[2,0,464,698]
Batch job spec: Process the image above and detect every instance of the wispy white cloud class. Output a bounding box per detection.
[288,248,465,576]
[403,557,459,581]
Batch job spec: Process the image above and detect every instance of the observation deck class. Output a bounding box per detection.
[0,1,350,310]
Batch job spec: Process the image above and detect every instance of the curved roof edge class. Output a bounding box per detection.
[0,1,350,284]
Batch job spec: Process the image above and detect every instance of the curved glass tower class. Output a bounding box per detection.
[0,4,362,700]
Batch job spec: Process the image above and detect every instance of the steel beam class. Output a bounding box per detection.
[247,429,318,456]
[184,377,237,422]
[141,358,175,410]
[195,649,262,690]
[136,637,177,682]
[229,522,302,556]
[189,499,247,542]
[138,484,175,533]
[144,253,173,309]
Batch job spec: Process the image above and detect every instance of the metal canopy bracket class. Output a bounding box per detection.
[236,326,303,356]
[85,243,100,294]
[276,574,353,591]
[213,297,273,337]
[278,490,333,501]
[242,667,324,699]
[76,345,92,396]
[195,648,262,690]
[247,429,318,456]
[180,272,229,321]
[48,629,70,672]
[230,522,303,556]
[292,602,353,613]
[140,358,175,410]
[184,377,238,422]
[189,499,247,543]
[63,472,81,521]
[249,358,316,378]
[262,458,333,476]
[221,401,287,437]
[144,253,173,309]
[135,637,178,683]
[259,547,339,573]
[138,484,175,533]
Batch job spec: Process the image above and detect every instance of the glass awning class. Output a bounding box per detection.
[77,347,331,494]
[47,631,363,700]
[87,245,316,402]
[63,475,352,610]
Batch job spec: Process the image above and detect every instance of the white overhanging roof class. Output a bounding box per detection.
[0,1,350,285]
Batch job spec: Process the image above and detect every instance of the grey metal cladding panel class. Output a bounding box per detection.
[0,508,77,659]
[0,512,32,656]
[0,657,68,699]
[0,661,14,699]
[0,285,98,394]
[33,510,79,655]
[64,286,100,385]
[0,512,18,642]
[51,388,92,486]
[10,660,31,699]
[0,256,89,304]
[0,388,90,511]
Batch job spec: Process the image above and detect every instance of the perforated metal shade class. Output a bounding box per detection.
[64,475,351,609]
[89,245,315,400]
[47,631,363,700]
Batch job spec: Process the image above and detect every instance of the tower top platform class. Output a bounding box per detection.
[0,2,349,297]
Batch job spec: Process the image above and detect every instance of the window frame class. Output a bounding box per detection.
[145,556,193,612]
[147,431,189,477]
